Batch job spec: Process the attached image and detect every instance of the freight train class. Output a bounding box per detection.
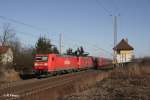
[33,53,112,77]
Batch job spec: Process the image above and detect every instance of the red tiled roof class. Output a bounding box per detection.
[0,46,9,54]
[113,39,134,50]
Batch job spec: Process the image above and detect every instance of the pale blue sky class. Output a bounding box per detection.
[0,0,149,58]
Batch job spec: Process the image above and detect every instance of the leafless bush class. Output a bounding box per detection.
[110,60,150,80]
[0,63,20,83]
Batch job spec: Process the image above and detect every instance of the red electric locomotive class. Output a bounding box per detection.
[33,53,94,76]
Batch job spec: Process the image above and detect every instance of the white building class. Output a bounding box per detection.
[113,38,134,63]
[0,46,13,64]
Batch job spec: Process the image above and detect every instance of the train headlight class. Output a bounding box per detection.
[44,63,48,66]
[34,63,38,66]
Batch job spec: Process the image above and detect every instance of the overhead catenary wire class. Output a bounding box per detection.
[0,16,45,39]
[63,37,113,57]
[95,0,120,16]
[0,15,60,37]
[0,15,60,46]
[0,16,46,32]
[95,0,112,16]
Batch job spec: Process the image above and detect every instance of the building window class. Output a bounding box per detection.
[117,51,120,54]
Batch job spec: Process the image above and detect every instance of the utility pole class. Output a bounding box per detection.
[59,33,62,54]
[113,16,117,64]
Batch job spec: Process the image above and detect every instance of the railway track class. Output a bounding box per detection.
[0,78,38,90]
[0,69,98,100]
[0,69,84,90]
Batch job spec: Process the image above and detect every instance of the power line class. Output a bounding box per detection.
[61,38,112,57]
[96,0,112,16]
[96,0,120,16]
[0,15,47,32]
[0,16,61,46]
[16,30,39,38]
[62,34,112,56]
[0,15,61,43]
[85,43,113,56]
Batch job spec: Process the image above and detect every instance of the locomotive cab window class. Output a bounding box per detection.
[35,56,48,62]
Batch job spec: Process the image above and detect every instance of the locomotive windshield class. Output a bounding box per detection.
[35,56,48,62]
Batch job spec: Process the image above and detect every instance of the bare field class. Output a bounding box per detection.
[61,60,150,100]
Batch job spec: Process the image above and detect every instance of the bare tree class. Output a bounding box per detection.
[0,23,16,46]
[10,38,22,54]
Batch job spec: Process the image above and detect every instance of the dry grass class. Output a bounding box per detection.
[0,63,21,84]
[3,69,20,82]
[112,60,150,78]
[73,71,109,93]
[62,58,150,100]
[58,72,109,100]
[0,68,20,83]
